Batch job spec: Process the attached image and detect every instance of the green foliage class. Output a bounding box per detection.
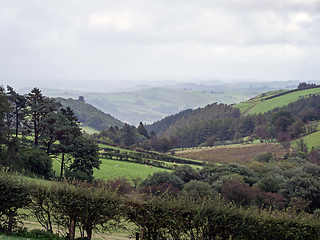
[0,171,31,235]
[68,137,100,181]
[280,173,320,211]
[19,148,53,178]
[183,180,214,197]
[253,152,273,162]
[172,165,201,183]
[140,171,185,190]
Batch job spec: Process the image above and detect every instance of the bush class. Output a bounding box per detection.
[183,180,214,197]
[253,152,273,162]
[20,148,53,178]
[140,171,184,190]
[65,169,94,183]
[172,165,201,183]
[140,182,180,196]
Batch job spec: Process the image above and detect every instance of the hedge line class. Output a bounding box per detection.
[263,85,320,101]
[1,171,320,240]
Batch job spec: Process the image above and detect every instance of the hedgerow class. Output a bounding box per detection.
[1,170,320,240]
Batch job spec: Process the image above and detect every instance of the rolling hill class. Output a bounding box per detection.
[234,87,320,115]
[41,87,261,125]
[57,97,124,132]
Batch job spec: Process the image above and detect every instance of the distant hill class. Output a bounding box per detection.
[57,97,124,132]
[40,87,262,125]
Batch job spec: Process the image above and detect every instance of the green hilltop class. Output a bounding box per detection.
[235,87,320,115]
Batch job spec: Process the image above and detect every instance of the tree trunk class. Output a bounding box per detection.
[60,153,65,177]
[7,211,15,236]
[86,225,93,240]
[69,218,76,240]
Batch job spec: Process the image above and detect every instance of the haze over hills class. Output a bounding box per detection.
[14,79,311,126]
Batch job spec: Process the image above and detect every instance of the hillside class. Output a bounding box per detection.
[41,87,260,125]
[57,97,124,131]
[146,103,240,136]
[234,87,320,115]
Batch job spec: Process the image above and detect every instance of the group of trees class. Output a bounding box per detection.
[0,86,100,181]
[90,122,180,153]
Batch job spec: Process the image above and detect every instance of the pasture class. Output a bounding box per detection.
[175,143,287,164]
[234,88,320,115]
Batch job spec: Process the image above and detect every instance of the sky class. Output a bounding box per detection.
[1,0,320,91]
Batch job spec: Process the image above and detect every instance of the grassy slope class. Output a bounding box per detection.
[292,123,320,149]
[175,143,287,164]
[234,88,320,115]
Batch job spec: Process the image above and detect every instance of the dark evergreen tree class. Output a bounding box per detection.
[138,122,149,139]
[6,86,26,137]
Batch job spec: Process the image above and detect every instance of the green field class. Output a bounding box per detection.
[234,88,320,115]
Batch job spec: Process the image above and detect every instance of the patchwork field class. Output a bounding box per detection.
[175,143,287,164]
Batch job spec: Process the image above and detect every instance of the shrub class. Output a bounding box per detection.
[140,171,184,190]
[220,179,260,206]
[183,180,214,197]
[106,177,136,195]
[253,152,273,162]
[140,182,180,196]
[20,148,53,178]
[172,165,201,183]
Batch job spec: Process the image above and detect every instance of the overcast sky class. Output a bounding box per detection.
[1,0,320,90]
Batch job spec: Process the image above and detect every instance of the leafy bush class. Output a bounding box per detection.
[20,148,53,178]
[140,182,180,196]
[183,180,215,197]
[172,165,201,183]
[140,171,184,190]
[253,152,273,162]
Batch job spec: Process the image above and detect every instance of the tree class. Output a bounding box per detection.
[26,88,61,147]
[274,116,292,134]
[121,123,136,146]
[0,87,11,146]
[57,107,82,177]
[138,122,149,139]
[291,118,305,138]
[6,85,26,137]
[0,171,31,235]
[68,137,101,181]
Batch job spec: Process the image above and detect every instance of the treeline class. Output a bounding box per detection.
[0,86,101,182]
[2,149,320,240]
[89,122,180,153]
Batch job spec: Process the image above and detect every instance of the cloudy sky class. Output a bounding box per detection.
[1,0,320,90]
